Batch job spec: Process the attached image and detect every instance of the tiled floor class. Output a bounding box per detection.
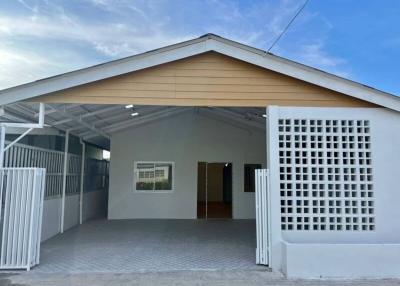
[35,219,263,273]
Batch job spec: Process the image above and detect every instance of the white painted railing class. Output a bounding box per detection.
[3,142,82,198]
[0,141,109,243]
[0,168,46,270]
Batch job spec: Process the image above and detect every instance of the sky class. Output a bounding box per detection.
[0,0,399,95]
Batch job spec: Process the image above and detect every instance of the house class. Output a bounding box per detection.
[0,34,400,278]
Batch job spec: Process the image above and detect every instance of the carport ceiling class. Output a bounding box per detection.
[1,103,266,150]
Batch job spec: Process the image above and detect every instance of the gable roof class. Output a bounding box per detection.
[0,33,399,111]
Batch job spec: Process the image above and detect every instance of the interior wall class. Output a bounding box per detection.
[108,110,266,219]
[41,198,61,241]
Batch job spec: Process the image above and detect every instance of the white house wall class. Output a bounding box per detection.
[41,190,107,242]
[108,110,266,219]
[64,195,80,231]
[277,107,400,244]
[82,190,108,221]
[41,198,62,241]
[283,242,400,279]
[271,106,400,278]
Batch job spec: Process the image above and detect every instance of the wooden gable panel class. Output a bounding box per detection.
[32,52,376,107]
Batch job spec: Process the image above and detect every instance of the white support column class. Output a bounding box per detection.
[60,130,69,233]
[79,140,86,224]
[266,106,283,272]
[0,126,5,168]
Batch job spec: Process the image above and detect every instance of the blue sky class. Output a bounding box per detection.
[0,0,399,95]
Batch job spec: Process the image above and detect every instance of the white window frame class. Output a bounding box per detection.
[133,161,175,193]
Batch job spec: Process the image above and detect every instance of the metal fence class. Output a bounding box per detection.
[3,142,109,198]
[0,168,46,270]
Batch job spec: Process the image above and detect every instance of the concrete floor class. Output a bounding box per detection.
[35,219,263,273]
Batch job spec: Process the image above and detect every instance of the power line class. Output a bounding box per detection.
[267,0,310,53]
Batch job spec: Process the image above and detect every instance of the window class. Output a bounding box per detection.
[244,164,262,192]
[134,162,174,192]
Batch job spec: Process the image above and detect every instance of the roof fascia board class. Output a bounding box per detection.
[208,38,400,111]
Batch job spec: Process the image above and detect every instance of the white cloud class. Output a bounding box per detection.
[297,42,350,78]
[0,47,61,89]
[84,0,149,19]
[0,1,194,88]
[17,0,38,14]
[298,42,345,67]
[0,15,190,57]
[0,0,352,89]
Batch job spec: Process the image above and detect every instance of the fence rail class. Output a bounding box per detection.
[3,142,109,198]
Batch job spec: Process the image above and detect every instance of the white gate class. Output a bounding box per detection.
[255,168,270,265]
[0,168,46,270]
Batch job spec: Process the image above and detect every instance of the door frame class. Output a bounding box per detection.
[196,161,233,219]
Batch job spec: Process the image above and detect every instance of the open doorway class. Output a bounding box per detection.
[197,162,232,219]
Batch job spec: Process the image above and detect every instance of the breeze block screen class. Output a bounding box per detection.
[278,118,374,231]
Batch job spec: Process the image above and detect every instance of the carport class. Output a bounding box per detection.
[0,101,267,273]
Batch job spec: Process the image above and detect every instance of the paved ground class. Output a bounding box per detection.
[2,219,398,285]
[35,219,263,273]
[2,270,400,286]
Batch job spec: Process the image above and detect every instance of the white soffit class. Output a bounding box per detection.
[0,34,399,111]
